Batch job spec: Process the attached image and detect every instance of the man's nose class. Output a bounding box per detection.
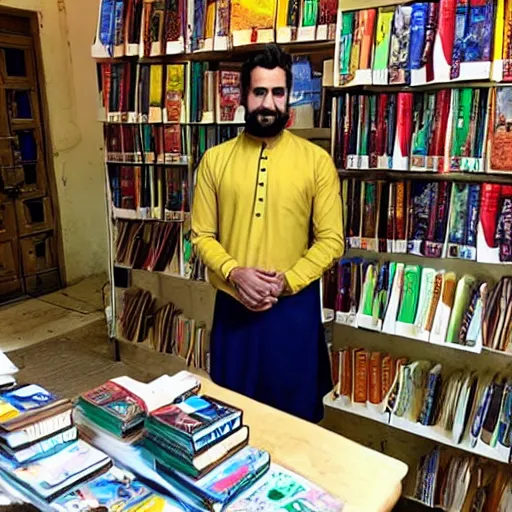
[261,92,275,109]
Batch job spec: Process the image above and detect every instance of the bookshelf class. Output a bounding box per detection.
[92,1,336,377]
[93,0,512,507]
[322,0,512,506]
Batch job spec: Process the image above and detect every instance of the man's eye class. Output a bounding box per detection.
[253,88,267,97]
[272,88,286,97]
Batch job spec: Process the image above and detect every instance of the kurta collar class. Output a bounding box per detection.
[242,129,289,150]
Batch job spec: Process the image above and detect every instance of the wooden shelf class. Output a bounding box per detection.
[328,80,512,93]
[338,169,512,184]
[95,40,335,64]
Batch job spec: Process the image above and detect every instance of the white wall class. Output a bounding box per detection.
[0,0,107,283]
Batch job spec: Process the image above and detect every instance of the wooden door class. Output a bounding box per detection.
[0,21,61,303]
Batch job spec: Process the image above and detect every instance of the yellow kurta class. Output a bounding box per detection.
[191,129,344,298]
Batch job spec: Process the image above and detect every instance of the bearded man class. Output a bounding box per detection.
[191,43,344,423]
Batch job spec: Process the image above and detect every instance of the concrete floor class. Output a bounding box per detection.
[0,274,107,352]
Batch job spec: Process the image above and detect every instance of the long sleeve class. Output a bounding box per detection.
[284,154,345,294]
[191,152,239,281]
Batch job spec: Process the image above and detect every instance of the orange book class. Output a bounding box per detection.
[341,349,353,397]
[381,354,393,399]
[353,349,368,403]
[369,352,382,404]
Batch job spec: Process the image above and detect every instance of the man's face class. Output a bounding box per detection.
[244,66,290,138]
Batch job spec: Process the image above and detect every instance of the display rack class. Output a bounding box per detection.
[323,0,512,504]
[93,0,512,506]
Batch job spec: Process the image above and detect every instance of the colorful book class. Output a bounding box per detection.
[145,394,242,454]
[227,464,344,511]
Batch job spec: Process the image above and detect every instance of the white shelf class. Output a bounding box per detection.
[334,318,484,355]
[324,395,510,464]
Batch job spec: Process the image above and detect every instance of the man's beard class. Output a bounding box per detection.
[244,107,290,138]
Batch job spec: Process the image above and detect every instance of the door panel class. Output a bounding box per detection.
[0,25,61,302]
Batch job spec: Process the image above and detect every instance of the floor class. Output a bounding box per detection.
[0,277,432,512]
[0,274,107,352]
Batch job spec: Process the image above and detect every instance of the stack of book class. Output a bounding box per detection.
[116,287,210,371]
[74,371,201,444]
[0,383,112,506]
[143,393,267,510]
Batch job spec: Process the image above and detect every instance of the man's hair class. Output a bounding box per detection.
[241,43,293,105]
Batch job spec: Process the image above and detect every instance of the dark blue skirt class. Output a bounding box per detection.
[209,280,332,423]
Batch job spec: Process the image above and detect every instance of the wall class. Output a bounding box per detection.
[0,0,107,284]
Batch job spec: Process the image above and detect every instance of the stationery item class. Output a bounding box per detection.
[492,0,512,81]
[477,184,512,264]
[92,0,125,58]
[372,7,394,84]
[337,12,354,85]
[227,464,344,511]
[335,258,362,327]
[297,0,320,41]
[0,440,112,503]
[482,277,512,351]
[460,282,488,348]
[446,183,480,260]
[430,271,457,344]
[276,0,298,43]
[156,446,271,511]
[216,69,244,123]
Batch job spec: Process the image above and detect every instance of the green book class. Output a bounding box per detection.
[446,275,476,344]
[397,265,422,325]
[339,12,354,78]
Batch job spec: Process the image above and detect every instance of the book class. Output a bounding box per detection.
[156,445,271,511]
[0,440,111,503]
[226,464,344,511]
[143,425,249,478]
[0,384,71,431]
[77,372,201,438]
[53,465,180,511]
[145,394,242,454]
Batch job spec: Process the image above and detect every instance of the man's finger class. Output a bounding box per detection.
[255,268,277,277]
[238,287,260,307]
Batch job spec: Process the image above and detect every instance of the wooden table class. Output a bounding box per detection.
[200,377,408,512]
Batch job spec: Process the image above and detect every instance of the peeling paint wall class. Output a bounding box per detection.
[0,0,107,283]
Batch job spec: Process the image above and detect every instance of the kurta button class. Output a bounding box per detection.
[259,182,264,186]
[259,198,263,202]
[261,168,266,172]
[255,213,261,217]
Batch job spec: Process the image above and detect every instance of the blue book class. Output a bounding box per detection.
[156,446,270,512]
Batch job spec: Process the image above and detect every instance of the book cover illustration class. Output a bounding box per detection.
[317,0,337,40]
[151,395,240,437]
[230,0,277,46]
[298,0,319,41]
[217,70,244,123]
[432,0,457,83]
[389,6,412,85]
[80,381,146,423]
[372,7,394,85]
[53,466,177,511]
[489,87,512,172]
[446,183,480,260]
[215,0,231,50]
[449,88,489,172]
[409,3,438,86]
[227,464,344,511]
[477,184,512,263]
[0,440,111,501]
[0,385,61,425]
[450,0,494,81]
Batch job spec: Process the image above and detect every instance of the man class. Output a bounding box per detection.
[191,44,344,423]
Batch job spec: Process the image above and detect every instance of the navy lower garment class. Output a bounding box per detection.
[209,280,333,423]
